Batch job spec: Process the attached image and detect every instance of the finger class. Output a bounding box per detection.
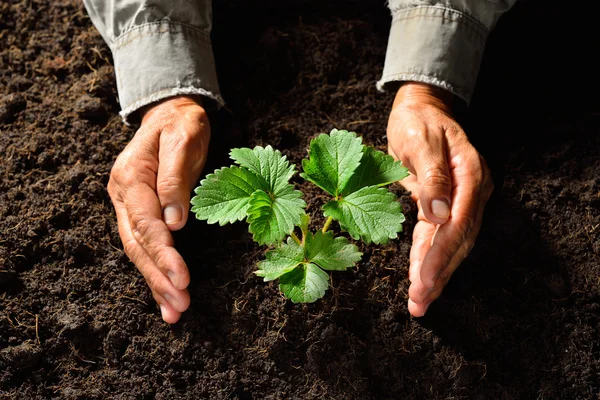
[408,221,441,305]
[407,222,442,317]
[114,202,190,322]
[406,205,441,312]
[409,211,481,314]
[157,109,210,231]
[408,209,436,283]
[406,124,453,226]
[419,189,489,306]
[418,206,476,292]
[122,181,191,291]
[158,301,182,325]
[419,151,489,290]
[408,298,431,318]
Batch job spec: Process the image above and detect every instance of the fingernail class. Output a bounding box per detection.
[167,271,178,288]
[164,293,178,308]
[163,205,182,225]
[159,304,167,320]
[431,199,450,219]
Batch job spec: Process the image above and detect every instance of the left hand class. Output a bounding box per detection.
[386,83,494,317]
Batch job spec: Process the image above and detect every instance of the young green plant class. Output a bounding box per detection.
[191,129,409,303]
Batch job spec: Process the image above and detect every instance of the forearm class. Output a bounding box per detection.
[83,0,223,125]
[378,0,518,104]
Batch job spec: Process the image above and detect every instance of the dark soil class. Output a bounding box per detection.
[1,1,599,399]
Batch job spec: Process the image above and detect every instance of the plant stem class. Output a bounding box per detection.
[322,216,333,233]
[290,231,302,246]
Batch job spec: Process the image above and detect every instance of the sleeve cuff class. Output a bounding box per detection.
[111,20,224,125]
[377,6,488,104]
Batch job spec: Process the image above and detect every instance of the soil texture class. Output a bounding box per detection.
[1,1,599,399]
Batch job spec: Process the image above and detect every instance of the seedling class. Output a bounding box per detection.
[191,129,409,302]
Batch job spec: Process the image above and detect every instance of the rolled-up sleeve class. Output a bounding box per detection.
[83,0,224,124]
[377,0,517,104]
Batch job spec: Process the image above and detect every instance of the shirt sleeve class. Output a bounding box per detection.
[83,0,223,125]
[377,0,518,104]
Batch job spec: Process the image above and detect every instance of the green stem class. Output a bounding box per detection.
[322,216,333,233]
[290,231,302,246]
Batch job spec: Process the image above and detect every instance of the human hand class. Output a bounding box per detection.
[108,96,210,324]
[387,83,494,317]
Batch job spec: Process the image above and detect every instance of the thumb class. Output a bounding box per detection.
[157,122,210,231]
[412,132,453,226]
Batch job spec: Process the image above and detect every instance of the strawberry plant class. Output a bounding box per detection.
[191,129,409,302]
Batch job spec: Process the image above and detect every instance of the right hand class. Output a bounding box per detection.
[108,96,210,324]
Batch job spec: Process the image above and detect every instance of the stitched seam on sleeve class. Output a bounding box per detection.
[382,71,465,89]
[112,21,210,52]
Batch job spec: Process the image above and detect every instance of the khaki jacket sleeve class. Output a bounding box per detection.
[378,0,517,104]
[83,0,223,124]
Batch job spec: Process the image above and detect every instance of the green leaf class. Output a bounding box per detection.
[230,146,295,194]
[191,166,266,225]
[342,146,410,195]
[298,213,310,239]
[300,129,363,196]
[255,229,361,303]
[279,263,329,303]
[305,231,362,271]
[247,185,306,245]
[255,238,304,281]
[323,185,405,244]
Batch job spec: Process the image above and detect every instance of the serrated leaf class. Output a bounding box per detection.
[255,238,304,281]
[279,263,329,303]
[191,166,266,225]
[300,129,363,196]
[323,185,405,244]
[305,231,362,271]
[247,185,306,245]
[230,146,295,194]
[342,146,410,195]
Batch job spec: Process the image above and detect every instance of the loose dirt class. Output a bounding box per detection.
[1,1,598,398]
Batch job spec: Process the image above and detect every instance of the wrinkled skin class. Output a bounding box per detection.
[387,83,494,317]
[107,96,209,323]
[108,83,493,323]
